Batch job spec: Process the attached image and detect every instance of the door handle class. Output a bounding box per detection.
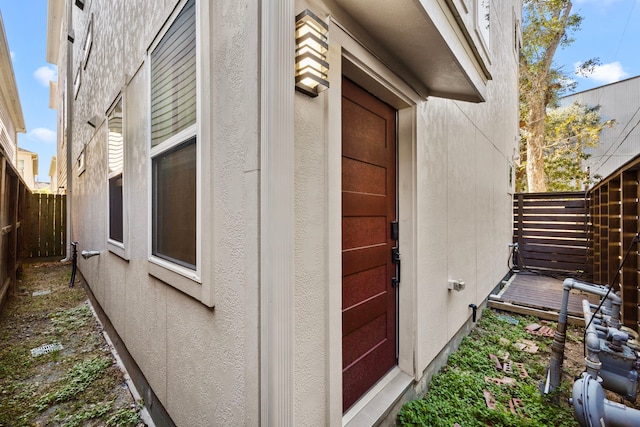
[392,246,401,287]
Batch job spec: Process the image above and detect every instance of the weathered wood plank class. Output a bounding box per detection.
[518,222,588,231]
[518,229,587,239]
[26,193,40,257]
[520,244,589,256]
[521,259,588,272]
[488,300,587,326]
[516,214,588,222]
[517,208,589,217]
[514,199,588,207]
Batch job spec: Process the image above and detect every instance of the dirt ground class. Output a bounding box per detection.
[0,261,144,427]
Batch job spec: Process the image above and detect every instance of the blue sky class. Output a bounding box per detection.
[554,0,640,94]
[0,0,638,184]
[0,0,56,183]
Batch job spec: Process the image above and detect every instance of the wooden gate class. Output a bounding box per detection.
[23,193,66,258]
[513,192,591,277]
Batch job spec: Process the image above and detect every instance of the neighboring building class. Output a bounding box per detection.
[0,11,25,167]
[561,75,640,180]
[46,0,521,425]
[16,148,38,191]
[48,155,58,194]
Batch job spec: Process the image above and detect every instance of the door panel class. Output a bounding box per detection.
[342,77,398,412]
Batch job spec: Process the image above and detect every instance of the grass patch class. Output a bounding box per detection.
[49,304,93,335]
[0,262,143,427]
[397,309,579,426]
[35,357,112,410]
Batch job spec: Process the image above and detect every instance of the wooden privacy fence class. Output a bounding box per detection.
[513,192,591,277]
[589,156,640,330]
[0,148,66,312]
[23,193,66,258]
[0,156,29,310]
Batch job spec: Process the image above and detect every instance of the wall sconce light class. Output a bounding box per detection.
[295,10,329,97]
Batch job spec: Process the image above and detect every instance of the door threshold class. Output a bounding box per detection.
[343,367,413,427]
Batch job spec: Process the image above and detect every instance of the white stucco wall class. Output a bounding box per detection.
[62,0,260,425]
[561,76,640,180]
[291,0,520,423]
[54,0,519,424]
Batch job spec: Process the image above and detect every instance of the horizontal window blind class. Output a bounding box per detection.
[108,99,123,175]
[150,0,196,147]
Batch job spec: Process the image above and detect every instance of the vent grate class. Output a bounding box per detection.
[30,343,63,357]
[32,290,52,297]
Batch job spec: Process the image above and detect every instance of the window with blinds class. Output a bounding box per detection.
[150,0,197,271]
[150,0,196,147]
[108,98,124,244]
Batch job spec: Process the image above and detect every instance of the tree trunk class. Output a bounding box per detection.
[520,0,574,193]
[526,100,547,192]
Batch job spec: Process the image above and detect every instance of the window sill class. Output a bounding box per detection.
[107,241,128,261]
[148,258,211,307]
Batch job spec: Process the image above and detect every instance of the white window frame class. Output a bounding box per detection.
[77,148,85,176]
[451,0,469,14]
[83,13,93,69]
[475,0,491,61]
[74,66,81,99]
[106,95,128,258]
[513,8,522,61]
[147,0,209,303]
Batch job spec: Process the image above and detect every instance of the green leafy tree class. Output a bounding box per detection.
[520,102,614,192]
[519,0,599,192]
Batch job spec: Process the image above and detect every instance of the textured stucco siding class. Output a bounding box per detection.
[413,0,519,372]
[291,0,520,421]
[53,0,520,423]
[63,0,260,425]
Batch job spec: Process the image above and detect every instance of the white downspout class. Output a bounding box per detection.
[63,0,73,261]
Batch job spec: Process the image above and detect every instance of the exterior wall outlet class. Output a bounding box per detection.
[448,279,465,292]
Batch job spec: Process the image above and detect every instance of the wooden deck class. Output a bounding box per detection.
[489,272,600,325]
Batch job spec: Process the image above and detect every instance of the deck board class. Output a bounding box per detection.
[491,272,599,318]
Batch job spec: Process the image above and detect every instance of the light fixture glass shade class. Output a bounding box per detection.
[295,10,329,97]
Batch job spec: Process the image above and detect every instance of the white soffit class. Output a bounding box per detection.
[0,13,26,132]
[49,81,58,110]
[46,0,64,64]
[333,0,488,102]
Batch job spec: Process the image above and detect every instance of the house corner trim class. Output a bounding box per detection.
[260,0,296,425]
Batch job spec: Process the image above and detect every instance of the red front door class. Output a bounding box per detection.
[342,77,398,411]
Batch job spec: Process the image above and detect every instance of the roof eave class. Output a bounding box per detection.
[0,12,26,133]
[46,0,64,64]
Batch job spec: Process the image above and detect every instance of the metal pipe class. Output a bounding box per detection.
[547,281,570,392]
[569,279,622,328]
[582,300,602,378]
[68,241,78,288]
[572,373,640,427]
[81,250,100,259]
[469,304,477,322]
[547,278,621,393]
